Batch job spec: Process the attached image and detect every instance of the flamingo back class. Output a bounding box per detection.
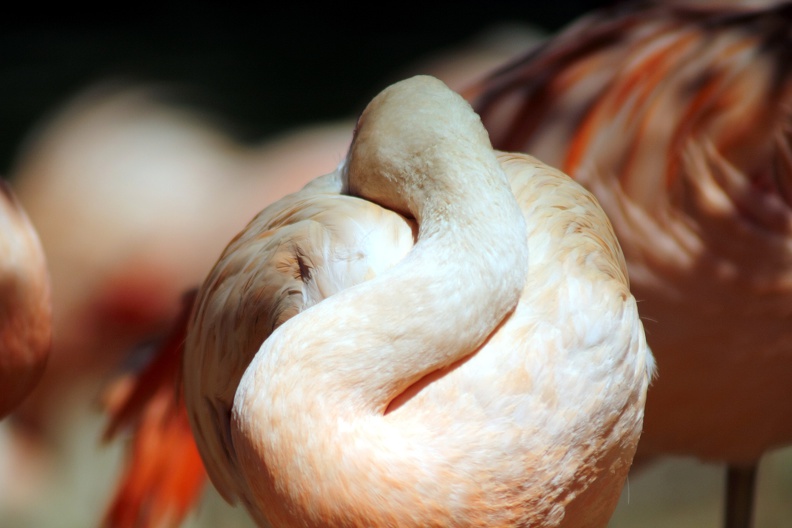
[466,0,792,462]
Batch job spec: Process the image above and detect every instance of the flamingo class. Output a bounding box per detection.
[464,1,792,526]
[0,181,51,419]
[177,75,653,527]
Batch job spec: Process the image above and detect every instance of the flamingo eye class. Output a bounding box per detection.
[296,253,312,282]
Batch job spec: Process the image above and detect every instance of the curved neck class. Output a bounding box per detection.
[232,76,529,525]
[247,76,527,411]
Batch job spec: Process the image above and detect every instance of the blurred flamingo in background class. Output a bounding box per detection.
[464,1,792,526]
[8,84,351,440]
[0,182,51,419]
[181,74,652,527]
[0,82,351,526]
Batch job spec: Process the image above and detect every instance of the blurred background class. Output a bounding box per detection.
[1,2,790,527]
[0,2,608,174]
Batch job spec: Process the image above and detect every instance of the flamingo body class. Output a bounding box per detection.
[184,76,653,527]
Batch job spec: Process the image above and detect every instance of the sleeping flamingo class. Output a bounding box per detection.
[176,75,653,527]
[0,182,51,419]
[464,1,792,526]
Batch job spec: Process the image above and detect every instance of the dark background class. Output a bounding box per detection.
[0,2,612,174]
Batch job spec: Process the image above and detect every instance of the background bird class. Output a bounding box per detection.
[8,83,351,438]
[0,82,352,528]
[182,74,652,528]
[0,181,51,419]
[464,1,792,526]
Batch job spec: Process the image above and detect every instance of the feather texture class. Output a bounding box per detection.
[184,76,652,527]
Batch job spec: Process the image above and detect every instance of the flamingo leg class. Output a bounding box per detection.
[724,464,757,528]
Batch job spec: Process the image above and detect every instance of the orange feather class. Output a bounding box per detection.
[101,290,207,528]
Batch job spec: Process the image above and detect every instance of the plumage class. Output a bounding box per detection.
[101,290,205,528]
[0,181,51,418]
[183,75,653,527]
[464,0,792,525]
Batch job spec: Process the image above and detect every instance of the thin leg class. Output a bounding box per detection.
[724,464,757,528]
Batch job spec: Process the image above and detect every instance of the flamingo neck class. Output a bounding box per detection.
[231,76,529,526]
